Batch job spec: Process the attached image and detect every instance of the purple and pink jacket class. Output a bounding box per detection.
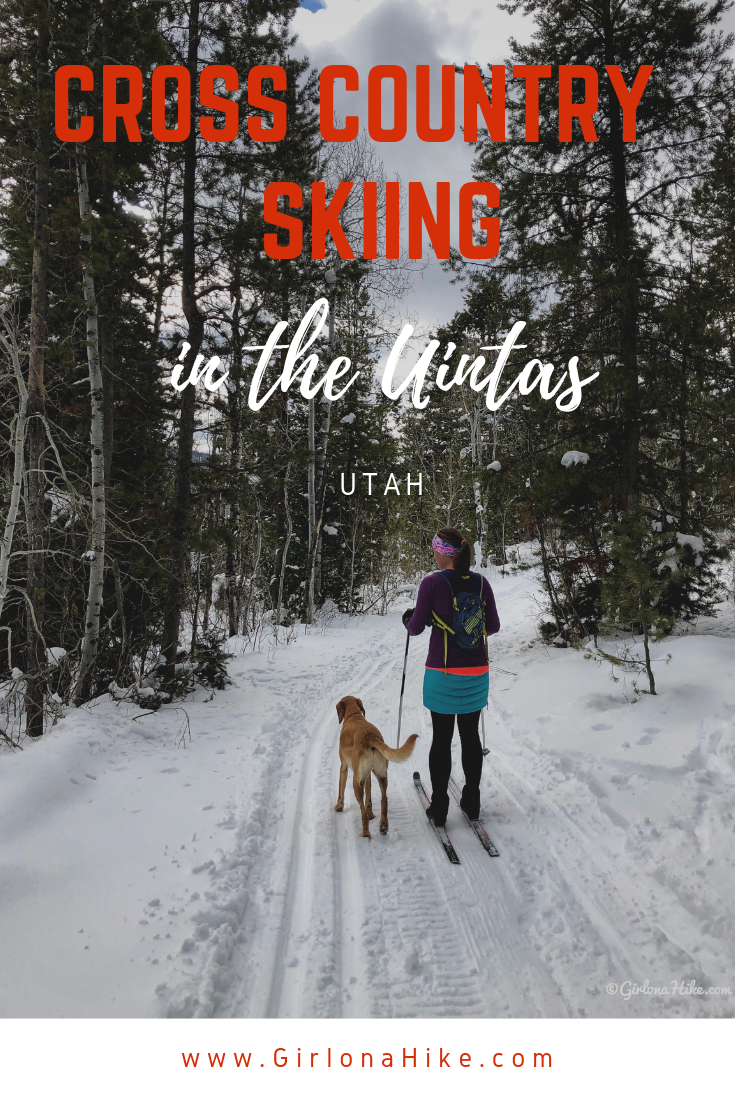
[405,571,500,672]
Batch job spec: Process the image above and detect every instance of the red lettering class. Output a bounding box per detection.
[208,1053,225,1068]
[494,1053,503,1067]
[200,65,239,142]
[460,1054,471,1067]
[182,1052,199,1067]
[102,65,143,142]
[263,183,303,258]
[513,1052,525,1067]
[606,64,653,141]
[416,65,455,141]
[234,1053,252,1067]
[439,1049,450,1068]
[403,1048,417,1067]
[363,182,378,259]
[386,181,400,259]
[368,65,407,142]
[55,65,94,142]
[248,65,287,142]
[311,182,354,259]
[459,182,499,259]
[559,65,598,142]
[463,65,505,143]
[151,65,190,142]
[320,65,359,141]
[512,64,551,141]
[408,181,450,259]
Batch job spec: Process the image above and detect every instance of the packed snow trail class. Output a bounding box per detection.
[2,566,735,1018]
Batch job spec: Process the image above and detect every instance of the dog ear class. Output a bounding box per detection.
[336,699,346,723]
[356,697,365,716]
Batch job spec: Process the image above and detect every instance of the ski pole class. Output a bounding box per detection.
[481,708,490,757]
[396,631,410,748]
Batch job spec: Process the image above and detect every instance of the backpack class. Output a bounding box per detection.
[430,570,488,668]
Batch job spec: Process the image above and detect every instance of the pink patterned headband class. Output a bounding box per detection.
[432,534,461,557]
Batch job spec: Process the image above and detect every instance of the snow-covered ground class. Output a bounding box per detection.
[2,567,735,1018]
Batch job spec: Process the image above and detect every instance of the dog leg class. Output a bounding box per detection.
[334,761,348,812]
[353,775,371,838]
[365,771,375,820]
[377,771,389,835]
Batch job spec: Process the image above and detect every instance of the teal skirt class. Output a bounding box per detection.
[423,669,489,714]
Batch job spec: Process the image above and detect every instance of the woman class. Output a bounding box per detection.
[402,528,500,826]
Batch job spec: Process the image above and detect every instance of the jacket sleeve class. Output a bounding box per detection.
[405,575,434,636]
[483,578,500,637]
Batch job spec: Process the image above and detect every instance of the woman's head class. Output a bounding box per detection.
[433,527,471,574]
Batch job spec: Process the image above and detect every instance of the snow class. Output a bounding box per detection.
[561,450,590,467]
[487,460,502,472]
[340,413,356,424]
[677,533,705,553]
[2,568,735,1018]
[46,647,67,666]
[659,534,706,573]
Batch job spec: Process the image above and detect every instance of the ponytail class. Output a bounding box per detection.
[436,526,472,574]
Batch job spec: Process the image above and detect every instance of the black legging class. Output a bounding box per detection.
[428,710,483,809]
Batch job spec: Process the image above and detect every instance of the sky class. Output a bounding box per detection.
[291,0,735,337]
[291,0,534,333]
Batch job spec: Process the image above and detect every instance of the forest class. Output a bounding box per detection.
[0,0,733,742]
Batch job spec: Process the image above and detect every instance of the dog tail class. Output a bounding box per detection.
[372,733,418,762]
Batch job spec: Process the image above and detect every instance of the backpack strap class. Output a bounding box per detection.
[430,571,456,672]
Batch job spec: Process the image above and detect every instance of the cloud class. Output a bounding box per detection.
[290,0,532,330]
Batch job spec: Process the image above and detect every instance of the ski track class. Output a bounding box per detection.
[160,587,735,1019]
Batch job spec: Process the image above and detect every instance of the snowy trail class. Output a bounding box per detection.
[3,567,735,1018]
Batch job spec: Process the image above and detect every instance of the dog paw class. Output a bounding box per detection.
[367,810,375,820]
[380,823,388,835]
[361,831,371,839]
[334,804,344,812]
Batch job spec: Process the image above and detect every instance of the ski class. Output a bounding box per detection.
[448,775,500,857]
[413,771,461,864]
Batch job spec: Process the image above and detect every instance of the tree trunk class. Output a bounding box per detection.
[111,558,128,674]
[537,519,563,631]
[603,3,640,504]
[225,255,244,638]
[310,301,335,611]
[242,502,262,641]
[642,624,656,695]
[275,464,293,634]
[679,348,688,529]
[161,0,204,671]
[100,320,114,485]
[304,395,316,622]
[25,7,51,735]
[73,150,107,706]
[152,151,172,347]
[0,323,28,628]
